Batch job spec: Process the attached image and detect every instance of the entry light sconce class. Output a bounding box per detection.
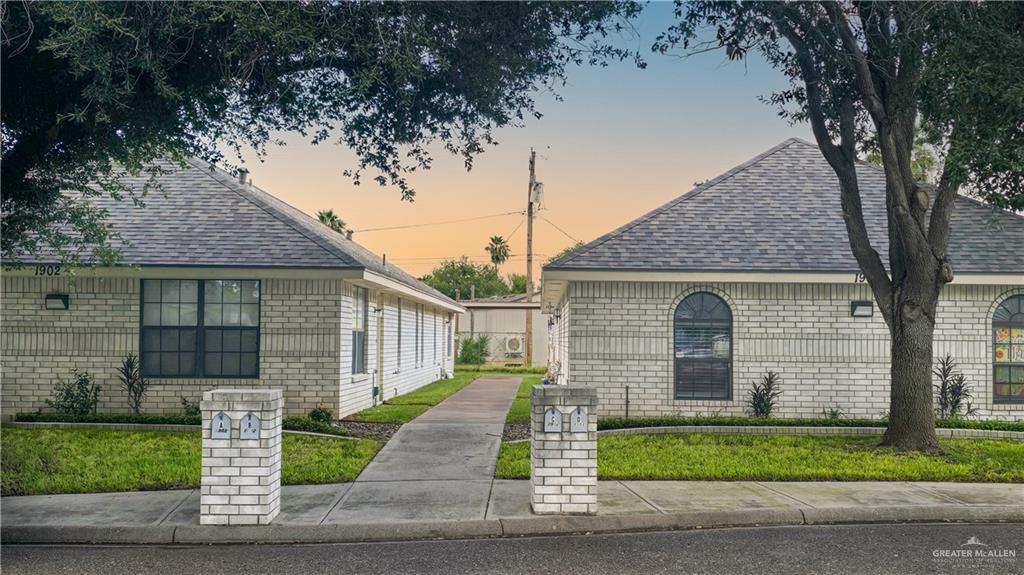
[850,300,873,318]
[45,293,70,311]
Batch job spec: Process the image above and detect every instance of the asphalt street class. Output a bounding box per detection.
[3,523,1022,575]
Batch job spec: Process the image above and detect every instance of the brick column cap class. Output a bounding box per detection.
[202,389,283,403]
[531,385,597,406]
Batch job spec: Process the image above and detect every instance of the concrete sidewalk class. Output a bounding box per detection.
[327,374,521,523]
[3,480,1021,544]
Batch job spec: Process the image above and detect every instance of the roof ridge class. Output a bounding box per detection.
[184,158,357,268]
[547,138,805,269]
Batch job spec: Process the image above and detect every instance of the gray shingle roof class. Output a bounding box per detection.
[23,158,453,303]
[546,139,1024,274]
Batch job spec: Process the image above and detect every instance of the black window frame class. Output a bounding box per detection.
[673,292,733,401]
[352,286,369,375]
[993,294,1024,404]
[140,279,261,379]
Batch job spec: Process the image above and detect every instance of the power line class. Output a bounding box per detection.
[353,210,524,233]
[538,215,581,243]
[505,216,527,242]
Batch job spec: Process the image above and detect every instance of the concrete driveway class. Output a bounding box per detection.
[324,375,521,523]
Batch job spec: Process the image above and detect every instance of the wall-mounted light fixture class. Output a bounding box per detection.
[553,309,562,321]
[850,300,873,318]
[45,293,70,310]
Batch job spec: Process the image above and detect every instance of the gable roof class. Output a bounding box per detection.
[20,158,455,306]
[546,138,1024,274]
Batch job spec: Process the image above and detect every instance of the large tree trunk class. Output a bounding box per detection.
[880,284,942,452]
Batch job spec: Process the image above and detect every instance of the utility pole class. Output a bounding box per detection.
[525,149,536,368]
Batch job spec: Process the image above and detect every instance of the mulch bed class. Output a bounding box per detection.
[502,422,530,442]
[336,420,402,442]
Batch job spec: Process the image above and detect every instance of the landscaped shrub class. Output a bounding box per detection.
[821,404,846,420]
[457,335,490,365]
[308,406,334,424]
[46,370,101,415]
[282,416,352,437]
[180,397,201,417]
[747,370,782,417]
[14,412,201,425]
[596,415,1024,433]
[117,353,148,415]
[933,354,978,419]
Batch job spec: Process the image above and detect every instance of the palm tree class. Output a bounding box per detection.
[317,209,347,235]
[485,235,510,268]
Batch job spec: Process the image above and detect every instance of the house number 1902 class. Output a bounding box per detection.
[34,265,62,276]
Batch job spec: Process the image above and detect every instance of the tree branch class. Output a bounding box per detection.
[770,7,893,321]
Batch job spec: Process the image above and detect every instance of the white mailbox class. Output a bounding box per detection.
[543,407,561,432]
[570,406,588,433]
[211,412,231,439]
[240,412,261,440]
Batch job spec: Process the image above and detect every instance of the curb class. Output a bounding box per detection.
[3,505,1021,545]
[505,426,1024,444]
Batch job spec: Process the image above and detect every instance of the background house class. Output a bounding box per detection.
[542,139,1024,420]
[456,292,548,368]
[1,159,462,418]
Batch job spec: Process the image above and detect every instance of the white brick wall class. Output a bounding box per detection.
[531,386,598,515]
[2,275,456,419]
[200,389,282,526]
[552,281,1024,421]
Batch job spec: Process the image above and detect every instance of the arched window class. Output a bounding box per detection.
[994,294,1024,403]
[674,292,732,400]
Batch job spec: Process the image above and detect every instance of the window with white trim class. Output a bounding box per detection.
[994,294,1024,403]
[352,286,368,374]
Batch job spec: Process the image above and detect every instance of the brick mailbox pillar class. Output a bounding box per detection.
[530,385,598,515]
[200,389,283,526]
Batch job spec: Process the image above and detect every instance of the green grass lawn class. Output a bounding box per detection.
[505,375,544,424]
[346,372,480,424]
[1,427,382,496]
[454,364,547,375]
[495,433,1024,482]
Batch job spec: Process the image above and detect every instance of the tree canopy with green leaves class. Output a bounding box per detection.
[421,257,514,301]
[1,1,638,265]
[659,1,1024,451]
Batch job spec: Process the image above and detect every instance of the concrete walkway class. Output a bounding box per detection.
[325,374,521,523]
[3,480,1021,544]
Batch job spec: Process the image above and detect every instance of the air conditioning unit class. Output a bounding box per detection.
[504,335,524,356]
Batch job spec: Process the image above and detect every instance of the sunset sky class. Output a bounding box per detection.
[230,3,812,281]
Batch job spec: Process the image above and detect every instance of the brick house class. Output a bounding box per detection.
[542,139,1024,420]
[2,159,462,418]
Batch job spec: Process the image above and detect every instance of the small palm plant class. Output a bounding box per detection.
[748,370,782,418]
[118,353,148,415]
[933,354,978,419]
